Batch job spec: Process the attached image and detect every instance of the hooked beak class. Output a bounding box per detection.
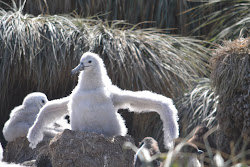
[71,63,84,75]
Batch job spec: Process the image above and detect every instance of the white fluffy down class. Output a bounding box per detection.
[27,96,70,149]
[2,92,48,142]
[3,92,70,146]
[27,52,179,149]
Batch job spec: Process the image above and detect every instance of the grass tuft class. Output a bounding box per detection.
[188,0,250,41]
[211,37,250,156]
[176,78,217,137]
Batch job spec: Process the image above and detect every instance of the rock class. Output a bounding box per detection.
[49,129,135,167]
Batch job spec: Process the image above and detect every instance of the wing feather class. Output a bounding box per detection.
[110,86,179,149]
[27,96,70,149]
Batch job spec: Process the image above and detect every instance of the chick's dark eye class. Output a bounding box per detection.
[41,99,45,104]
[88,60,92,63]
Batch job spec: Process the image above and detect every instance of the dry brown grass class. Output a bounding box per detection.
[0,0,207,35]
[211,37,250,156]
[189,0,250,41]
[176,78,217,137]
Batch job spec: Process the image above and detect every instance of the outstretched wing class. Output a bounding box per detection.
[110,86,179,149]
[27,96,70,149]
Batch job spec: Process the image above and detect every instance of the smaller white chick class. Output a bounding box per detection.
[3,92,48,142]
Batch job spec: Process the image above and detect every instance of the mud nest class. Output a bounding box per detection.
[49,129,135,167]
[3,135,52,165]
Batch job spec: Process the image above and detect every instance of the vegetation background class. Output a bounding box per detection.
[0,0,249,165]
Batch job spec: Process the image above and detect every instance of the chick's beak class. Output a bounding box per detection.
[71,63,84,75]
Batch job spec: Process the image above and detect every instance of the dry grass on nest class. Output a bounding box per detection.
[176,78,217,137]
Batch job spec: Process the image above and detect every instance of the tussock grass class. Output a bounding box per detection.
[75,0,197,34]
[85,21,212,95]
[211,37,250,155]
[211,38,250,101]
[1,0,205,35]
[176,78,217,137]
[189,0,250,41]
[0,8,84,135]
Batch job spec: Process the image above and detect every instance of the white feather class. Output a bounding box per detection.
[27,96,70,149]
[27,52,179,149]
[111,86,179,148]
[2,92,48,142]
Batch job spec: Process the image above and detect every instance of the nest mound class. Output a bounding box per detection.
[3,135,52,165]
[49,129,135,167]
[210,37,250,153]
[3,130,135,166]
